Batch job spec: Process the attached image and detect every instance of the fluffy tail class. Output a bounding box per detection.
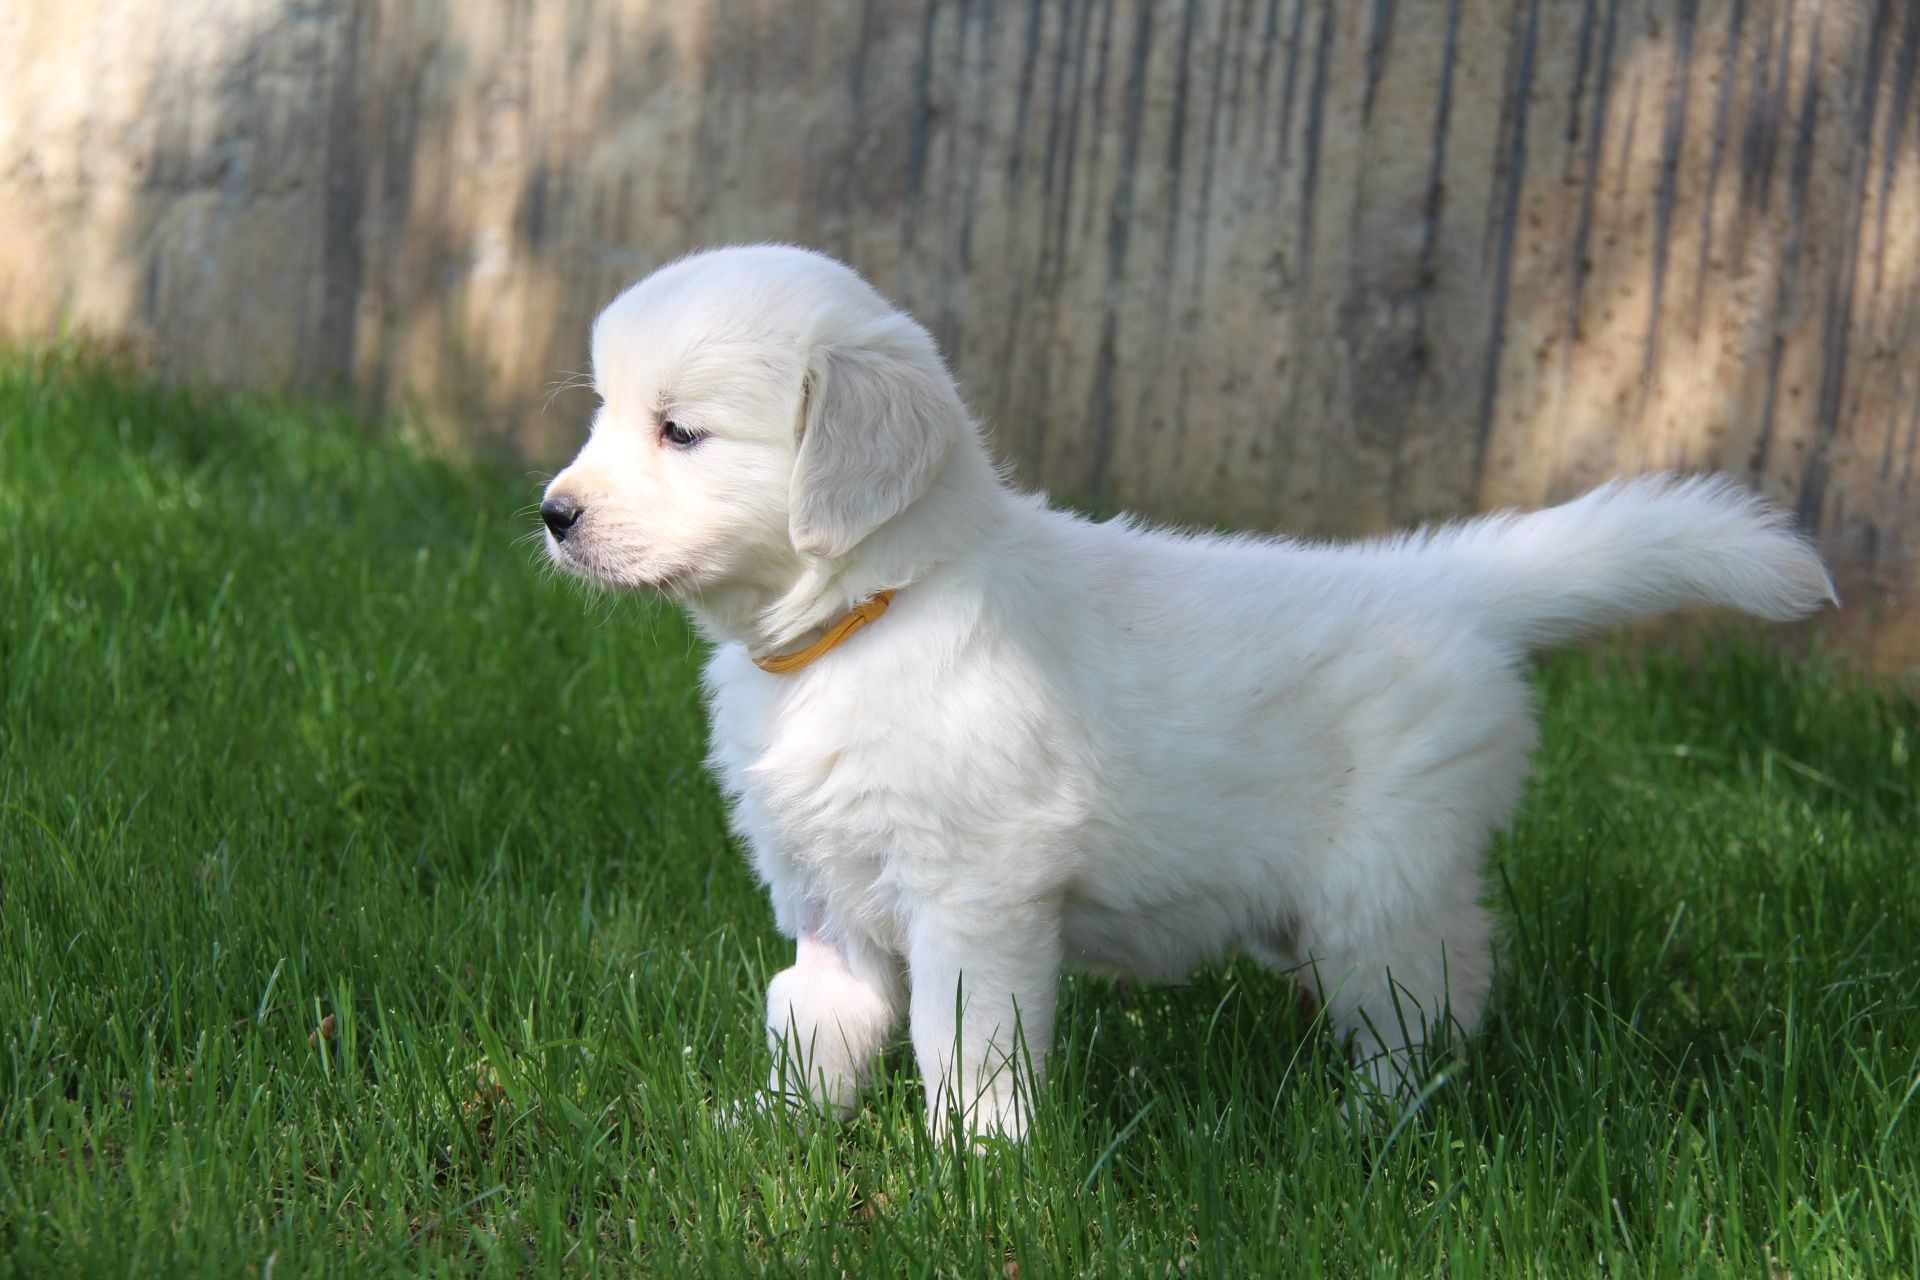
[1419,474,1836,652]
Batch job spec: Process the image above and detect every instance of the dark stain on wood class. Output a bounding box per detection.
[1362,0,1397,126]
[1568,0,1622,347]
[1278,0,1308,169]
[1295,0,1336,282]
[1752,15,1823,481]
[1475,0,1541,497]
[1690,0,1745,337]
[1085,0,1157,502]
[900,0,940,255]
[1160,0,1200,282]
[1643,0,1697,394]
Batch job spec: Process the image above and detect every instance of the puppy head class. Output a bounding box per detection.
[541,245,963,598]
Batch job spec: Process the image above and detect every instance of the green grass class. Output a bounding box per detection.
[1,349,1916,1278]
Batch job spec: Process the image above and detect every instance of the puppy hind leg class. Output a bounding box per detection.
[1299,897,1495,1112]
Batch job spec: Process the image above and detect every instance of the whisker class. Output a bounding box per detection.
[542,370,595,414]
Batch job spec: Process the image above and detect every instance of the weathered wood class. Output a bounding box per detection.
[1,0,1914,665]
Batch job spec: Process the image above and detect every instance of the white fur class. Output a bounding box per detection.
[543,244,1836,1139]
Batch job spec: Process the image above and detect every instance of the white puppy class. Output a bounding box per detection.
[541,244,1835,1139]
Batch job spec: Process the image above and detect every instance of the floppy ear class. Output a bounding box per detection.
[789,316,960,559]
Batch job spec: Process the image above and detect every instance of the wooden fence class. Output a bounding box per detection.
[2,0,1914,664]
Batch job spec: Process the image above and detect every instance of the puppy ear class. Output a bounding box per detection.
[789,316,960,559]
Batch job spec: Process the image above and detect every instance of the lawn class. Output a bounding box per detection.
[2,349,1916,1278]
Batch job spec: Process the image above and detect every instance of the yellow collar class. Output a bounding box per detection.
[750,590,898,674]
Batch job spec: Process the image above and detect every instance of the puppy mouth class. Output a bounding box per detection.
[545,533,694,597]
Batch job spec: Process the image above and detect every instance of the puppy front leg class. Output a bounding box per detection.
[765,929,904,1119]
[907,907,1062,1142]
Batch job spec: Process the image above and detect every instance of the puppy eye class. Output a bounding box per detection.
[661,419,704,448]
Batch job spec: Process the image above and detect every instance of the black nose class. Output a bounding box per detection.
[541,496,584,540]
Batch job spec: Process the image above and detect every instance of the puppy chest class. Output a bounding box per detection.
[713,705,1084,899]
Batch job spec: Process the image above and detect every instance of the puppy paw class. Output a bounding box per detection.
[717,1087,845,1134]
[926,1085,1031,1147]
